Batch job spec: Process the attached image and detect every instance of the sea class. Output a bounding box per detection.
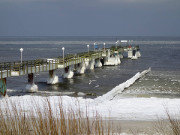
[0,36,180,99]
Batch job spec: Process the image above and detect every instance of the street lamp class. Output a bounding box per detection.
[87,44,89,54]
[103,42,106,52]
[62,47,65,65]
[20,48,23,64]
[115,42,118,48]
[94,42,96,51]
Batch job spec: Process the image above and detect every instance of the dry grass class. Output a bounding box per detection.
[154,110,180,135]
[1,97,180,135]
[0,97,121,135]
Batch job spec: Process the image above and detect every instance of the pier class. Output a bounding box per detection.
[0,44,141,96]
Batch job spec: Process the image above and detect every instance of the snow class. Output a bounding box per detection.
[117,55,121,64]
[95,59,102,68]
[47,75,59,84]
[136,51,141,58]
[25,83,38,92]
[88,59,95,70]
[84,58,90,67]
[131,55,138,60]
[76,62,86,74]
[1,68,180,121]
[1,95,180,121]
[128,50,133,58]
[63,68,74,79]
[104,56,119,66]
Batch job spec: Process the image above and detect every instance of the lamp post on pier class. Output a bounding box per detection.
[87,44,89,54]
[103,43,106,52]
[94,42,96,51]
[62,47,65,66]
[20,48,23,64]
[115,41,118,49]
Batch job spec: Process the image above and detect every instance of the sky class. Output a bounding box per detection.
[0,0,180,36]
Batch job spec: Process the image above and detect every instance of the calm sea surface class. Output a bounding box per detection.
[0,36,180,98]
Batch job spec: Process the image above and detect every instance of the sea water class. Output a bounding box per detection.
[0,36,180,120]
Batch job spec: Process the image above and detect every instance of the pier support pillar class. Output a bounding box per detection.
[84,58,90,67]
[136,48,141,58]
[128,50,133,58]
[47,70,59,84]
[64,67,69,73]
[100,58,104,66]
[95,59,102,68]
[63,66,74,78]
[131,50,138,60]
[0,78,7,96]
[116,55,121,65]
[88,59,95,70]
[26,73,38,92]
[76,62,86,74]
[28,73,34,84]
[104,56,119,66]
[119,52,124,59]
[49,70,54,77]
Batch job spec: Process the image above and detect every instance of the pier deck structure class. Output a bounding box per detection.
[0,45,140,96]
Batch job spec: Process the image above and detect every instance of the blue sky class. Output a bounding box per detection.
[0,0,180,36]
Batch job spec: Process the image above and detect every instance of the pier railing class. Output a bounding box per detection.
[0,50,104,79]
[0,45,139,79]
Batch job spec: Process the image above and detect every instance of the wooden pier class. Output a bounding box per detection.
[0,45,140,96]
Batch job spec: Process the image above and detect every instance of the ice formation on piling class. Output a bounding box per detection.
[25,83,38,92]
[47,75,59,84]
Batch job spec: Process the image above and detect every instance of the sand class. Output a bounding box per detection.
[102,120,171,135]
